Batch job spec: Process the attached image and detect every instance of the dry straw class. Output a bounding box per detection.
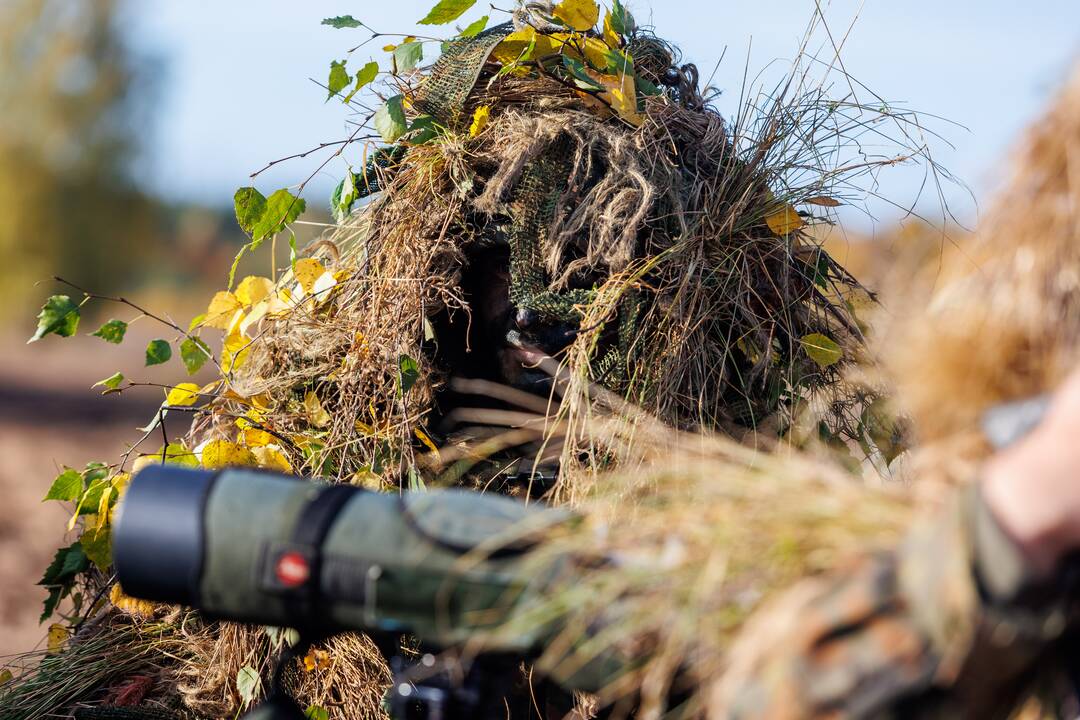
[880,66,1080,479]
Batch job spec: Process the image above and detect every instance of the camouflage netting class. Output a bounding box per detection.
[4,2,945,718]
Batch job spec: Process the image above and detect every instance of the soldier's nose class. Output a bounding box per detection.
[515,307,537,330]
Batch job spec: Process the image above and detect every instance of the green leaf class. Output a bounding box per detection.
[29,295,80,343]
[343,61,379,103]
[93,371,125,392]
[327,59,350,99]
[180,337,212,375]
[146,443,200,468]
[91,319,127,344]
[43,469,83,503]
[304,706,330,720]
[40,588,62,624]
[228,243,249,290]
[398,354,420,396]
[634,72,661,97]
[188,313,207,331]
[234,187,268,236]
[38,543,88,621]
[374,95,408,143]
[80,527,112,572]
[78,476,110,516]
[800,333,843,369]
[562,56,603,89]
[460,15,489,37]
[40,543,88,586]
[609,0,636,35]
[393,42,424,73]
[331,171,360,223]
[252,189,306,242]
[419,0,477,25]
[145,339,172,366]
[321,15,363,29]
[409,114,440,145]
[236,666,262,709]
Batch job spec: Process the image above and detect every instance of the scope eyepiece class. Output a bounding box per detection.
[113,464,216,607]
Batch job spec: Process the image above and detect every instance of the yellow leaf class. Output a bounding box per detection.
[606,72,642,126]
[603,11,621,47]
[469,105,491,137]
[800,333,843,369]
[253,446,292,473]
[590,70,642,126]
[201,440,257,469]
[242,427,275,447]
[108,473,131,524]
[110,584,156,618]
[382,43,397,52]
[205,291,243,330]
[164,382,201,407]
[491,27,568,65]
[303,648,331,672]
[132,454,159,474]
[293,258,326,293]
[235,276,274,306]
[267,288,295,316]
[765,204,805,235]
[310,270,338,299]
[223,331,251,373]
[303,391,332,428]
[579,36,613,70]
[490,26,536,65]
[552,0,599,31]
[95,485,113,530]
[239,299,269,337]
[235,406,266,430]
[414,427,440,457]
[350,467,383,490]
[47,624,68,655]
[803,195,842,207]
[0,668,12,686]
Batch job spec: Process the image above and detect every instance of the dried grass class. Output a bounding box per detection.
[880,66,1080,476]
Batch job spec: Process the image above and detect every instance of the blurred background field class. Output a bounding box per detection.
[0,0,1076,657]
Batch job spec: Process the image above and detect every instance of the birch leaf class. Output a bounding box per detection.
[765,204,805,235]
[553,0,599,31]
[800,333,843,368]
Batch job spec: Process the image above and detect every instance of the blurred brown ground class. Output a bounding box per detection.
[0,328,180,657]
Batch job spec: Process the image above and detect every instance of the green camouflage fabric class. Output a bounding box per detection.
[710,485,1075,719]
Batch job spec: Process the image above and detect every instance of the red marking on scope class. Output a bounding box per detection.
[275,551,310,588]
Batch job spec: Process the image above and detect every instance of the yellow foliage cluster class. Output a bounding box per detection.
[489,0,643,126]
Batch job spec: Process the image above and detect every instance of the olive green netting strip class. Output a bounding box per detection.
[507,145,592,322]
[414,23,514,127]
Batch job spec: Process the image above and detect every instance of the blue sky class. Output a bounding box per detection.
[126,1,1080,233]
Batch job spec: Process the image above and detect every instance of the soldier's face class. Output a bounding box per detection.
[469,251,576,393]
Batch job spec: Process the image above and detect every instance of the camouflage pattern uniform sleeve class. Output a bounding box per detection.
[710,484,1073,719]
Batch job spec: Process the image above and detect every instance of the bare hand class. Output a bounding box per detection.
[983,369,1080,577]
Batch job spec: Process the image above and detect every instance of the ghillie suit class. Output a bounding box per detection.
[3,3,933,719]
